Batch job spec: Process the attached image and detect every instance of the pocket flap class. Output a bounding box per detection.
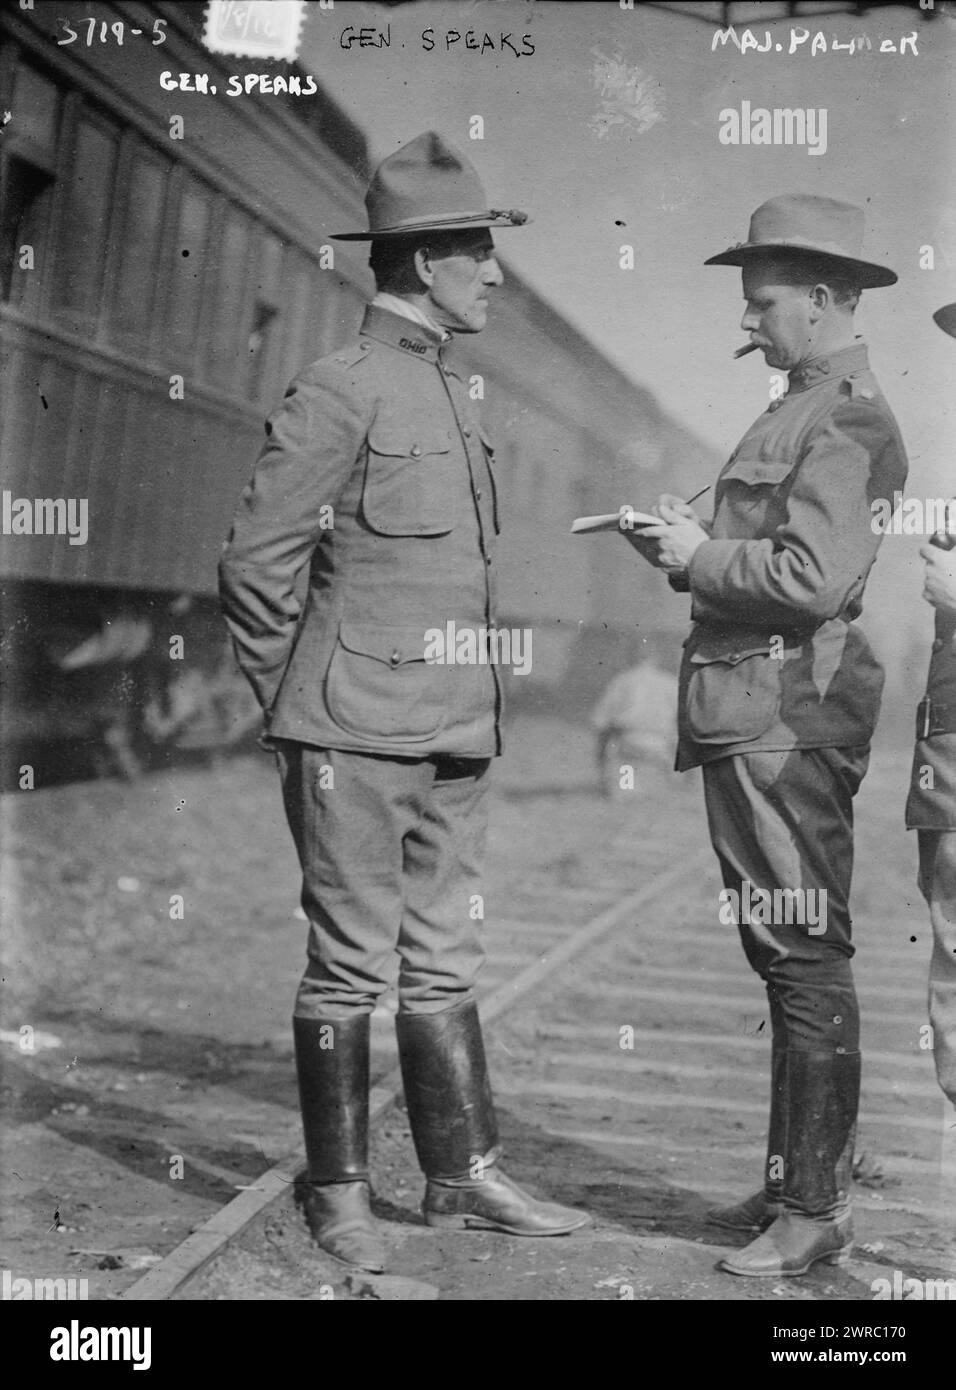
[722,454,796,487]
[690,634,775,667]
[338,620,429,666]
[367,425,451,458]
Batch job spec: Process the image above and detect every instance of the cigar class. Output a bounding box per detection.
[733,343,759,359]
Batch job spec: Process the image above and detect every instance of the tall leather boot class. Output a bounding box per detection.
[293,1013,386,1273]
[396,998,590,1236]
[719,1049,859,1277]
[708,1046,786,1233]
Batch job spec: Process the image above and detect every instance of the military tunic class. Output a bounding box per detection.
[218,304,504,1016]
[220,303,502,758]
[675,341,908,1062]
[676,341,908,772]
[906,605,956,830]
[905,551,956,1105]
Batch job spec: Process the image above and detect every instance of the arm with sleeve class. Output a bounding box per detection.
[218,366,367,713]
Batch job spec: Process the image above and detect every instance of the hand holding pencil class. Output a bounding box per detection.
[623,488,711,571]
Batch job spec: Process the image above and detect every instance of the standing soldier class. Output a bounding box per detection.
[905,303,956,1186]
[219,132,587,1275]
[641,196,908,1276]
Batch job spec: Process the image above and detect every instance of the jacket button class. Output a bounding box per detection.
[359,341,370,350]
[729,652,740,662]
[390,650,401,666]
[486,555,492,566]
[410,445,422,457]
[463,427,472,437]
[476,488,482,499]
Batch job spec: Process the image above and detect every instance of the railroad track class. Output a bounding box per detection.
[8,744,949,1302]
[121,849,714,1299]
[125,754,955,1298]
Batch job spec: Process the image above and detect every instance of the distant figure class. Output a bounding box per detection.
[905,302,956,1135]
[590,659,677,797]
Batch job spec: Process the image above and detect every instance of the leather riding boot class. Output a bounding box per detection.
[708,1046,786,1232]
[720,1050,859,1277]
[293,1013,386,1273]
[396,998,590,1236]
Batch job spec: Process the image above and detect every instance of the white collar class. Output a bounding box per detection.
[371,293,451,342]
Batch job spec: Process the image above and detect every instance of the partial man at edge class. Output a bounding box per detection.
[906,301,956,1212]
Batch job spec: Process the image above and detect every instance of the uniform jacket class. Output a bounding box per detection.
[675,341,908,770]
[923,593,956,715]
[218,304,502,758]
[906,604,956,830]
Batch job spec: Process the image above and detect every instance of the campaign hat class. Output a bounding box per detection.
[332,131,528,240]
[705,194,897,288]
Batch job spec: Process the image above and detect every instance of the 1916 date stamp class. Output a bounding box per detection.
[202,1,307,62]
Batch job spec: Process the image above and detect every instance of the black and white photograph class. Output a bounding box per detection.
[1,0,954,1341]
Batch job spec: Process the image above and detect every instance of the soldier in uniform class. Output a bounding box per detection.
[219,132,587,1274]
[640,195,908,1276]
[906,303,956,1131]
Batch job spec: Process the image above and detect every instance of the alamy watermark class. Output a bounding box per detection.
[2,1268,89,1300]
[871,1270,956,1300]
[718,102,827,155]
[2,491,88,545]
[718,880,828,934]
[424,622,532,676]
[871,493,956,538]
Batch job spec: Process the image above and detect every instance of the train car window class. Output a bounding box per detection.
[246,230,282,400]
[311,274,346,359]
[1,154,54,312]
[277,250,313,385]
[207,210,252,387]
[110,150,168,343]
[1,62,60,312]
[57,116,119,337]
[9,62,60,154]
[166,179,210,361]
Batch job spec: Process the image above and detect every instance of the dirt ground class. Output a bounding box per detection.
[2,714,954,1304]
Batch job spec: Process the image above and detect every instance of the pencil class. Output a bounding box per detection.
[684,486,711,506]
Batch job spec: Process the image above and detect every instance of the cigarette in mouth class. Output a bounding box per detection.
[733,343,759,359]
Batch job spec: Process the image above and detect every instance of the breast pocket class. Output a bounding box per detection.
[362,424,456,536]
[325,619,444,742]
[717,450,800,530]
[685,635,781,744]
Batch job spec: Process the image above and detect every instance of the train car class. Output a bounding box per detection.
[0,0,718,784]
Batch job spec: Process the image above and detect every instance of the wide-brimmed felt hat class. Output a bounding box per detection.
[705,194,897,289]
[332,131,528,241]
[934,303,956,338]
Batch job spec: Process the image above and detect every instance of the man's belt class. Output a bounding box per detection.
[917,697,956,739]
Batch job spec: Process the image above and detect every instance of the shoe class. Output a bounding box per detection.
[717,1049,860,1279]
[425,1161,589,1235]
[293,1013,386,1272]
[718,1211,853,1277]
[708,1047,787,1231]
[300,1180,386,1272]
[707,1190,783,1233]
[396,998,590,1238]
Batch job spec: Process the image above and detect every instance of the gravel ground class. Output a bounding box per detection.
[2,715,953,1307]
